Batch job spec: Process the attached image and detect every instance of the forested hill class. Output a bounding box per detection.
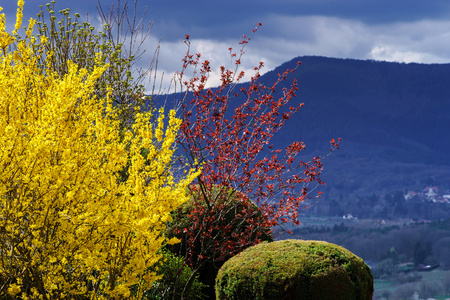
[259,56,450,195]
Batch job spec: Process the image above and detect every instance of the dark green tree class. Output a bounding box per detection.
[413,241,427,266]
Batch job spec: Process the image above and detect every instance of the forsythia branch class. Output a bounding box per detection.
[0,1,200,298]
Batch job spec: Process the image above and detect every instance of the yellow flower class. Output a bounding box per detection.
[0,1,200,298]
[166,237,181,245]
[7,284,21,297]
[13,0,24,35]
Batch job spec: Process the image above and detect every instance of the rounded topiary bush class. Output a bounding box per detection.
[215,239,374,300]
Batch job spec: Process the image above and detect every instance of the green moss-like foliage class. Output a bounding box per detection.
[215,239,374,300]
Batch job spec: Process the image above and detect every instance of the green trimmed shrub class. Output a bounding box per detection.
[215,239,374,300]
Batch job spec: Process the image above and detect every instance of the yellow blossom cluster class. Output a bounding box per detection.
[0,1,199,298]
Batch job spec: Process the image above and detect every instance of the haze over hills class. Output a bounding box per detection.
[258,56,450,196]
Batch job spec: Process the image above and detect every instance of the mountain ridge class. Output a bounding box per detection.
[258,56,450,195]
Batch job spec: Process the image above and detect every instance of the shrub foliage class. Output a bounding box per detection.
[166,185,273,297]
[142,250,206,300]
[215,239,374,300]
[0,2,198,298]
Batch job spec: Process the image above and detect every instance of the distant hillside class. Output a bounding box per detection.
[257,56,450,196]
[157,56,450,199]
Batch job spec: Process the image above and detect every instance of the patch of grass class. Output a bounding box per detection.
[374,270,450,299]
[374,279,396,293]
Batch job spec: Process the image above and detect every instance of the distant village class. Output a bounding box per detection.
[404,186,450,204]
[339,185,450,222]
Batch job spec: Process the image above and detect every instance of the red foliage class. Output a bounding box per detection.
[169,24,340,273]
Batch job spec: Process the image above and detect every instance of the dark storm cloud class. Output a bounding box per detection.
[4,0,450,89]
[3,0,450,41]
[145,0,450,40]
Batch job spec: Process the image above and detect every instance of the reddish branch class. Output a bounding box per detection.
[166,24,340,298]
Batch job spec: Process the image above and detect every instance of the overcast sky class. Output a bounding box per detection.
[3,0,450,89]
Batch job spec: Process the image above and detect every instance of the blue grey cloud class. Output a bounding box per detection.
[4,0,450,40]
[3,0,450,91]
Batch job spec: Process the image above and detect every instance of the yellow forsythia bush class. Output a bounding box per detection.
[0,2,199,298]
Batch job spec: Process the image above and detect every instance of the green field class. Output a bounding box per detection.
[374,269,450,300]
[374,279,396,292]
